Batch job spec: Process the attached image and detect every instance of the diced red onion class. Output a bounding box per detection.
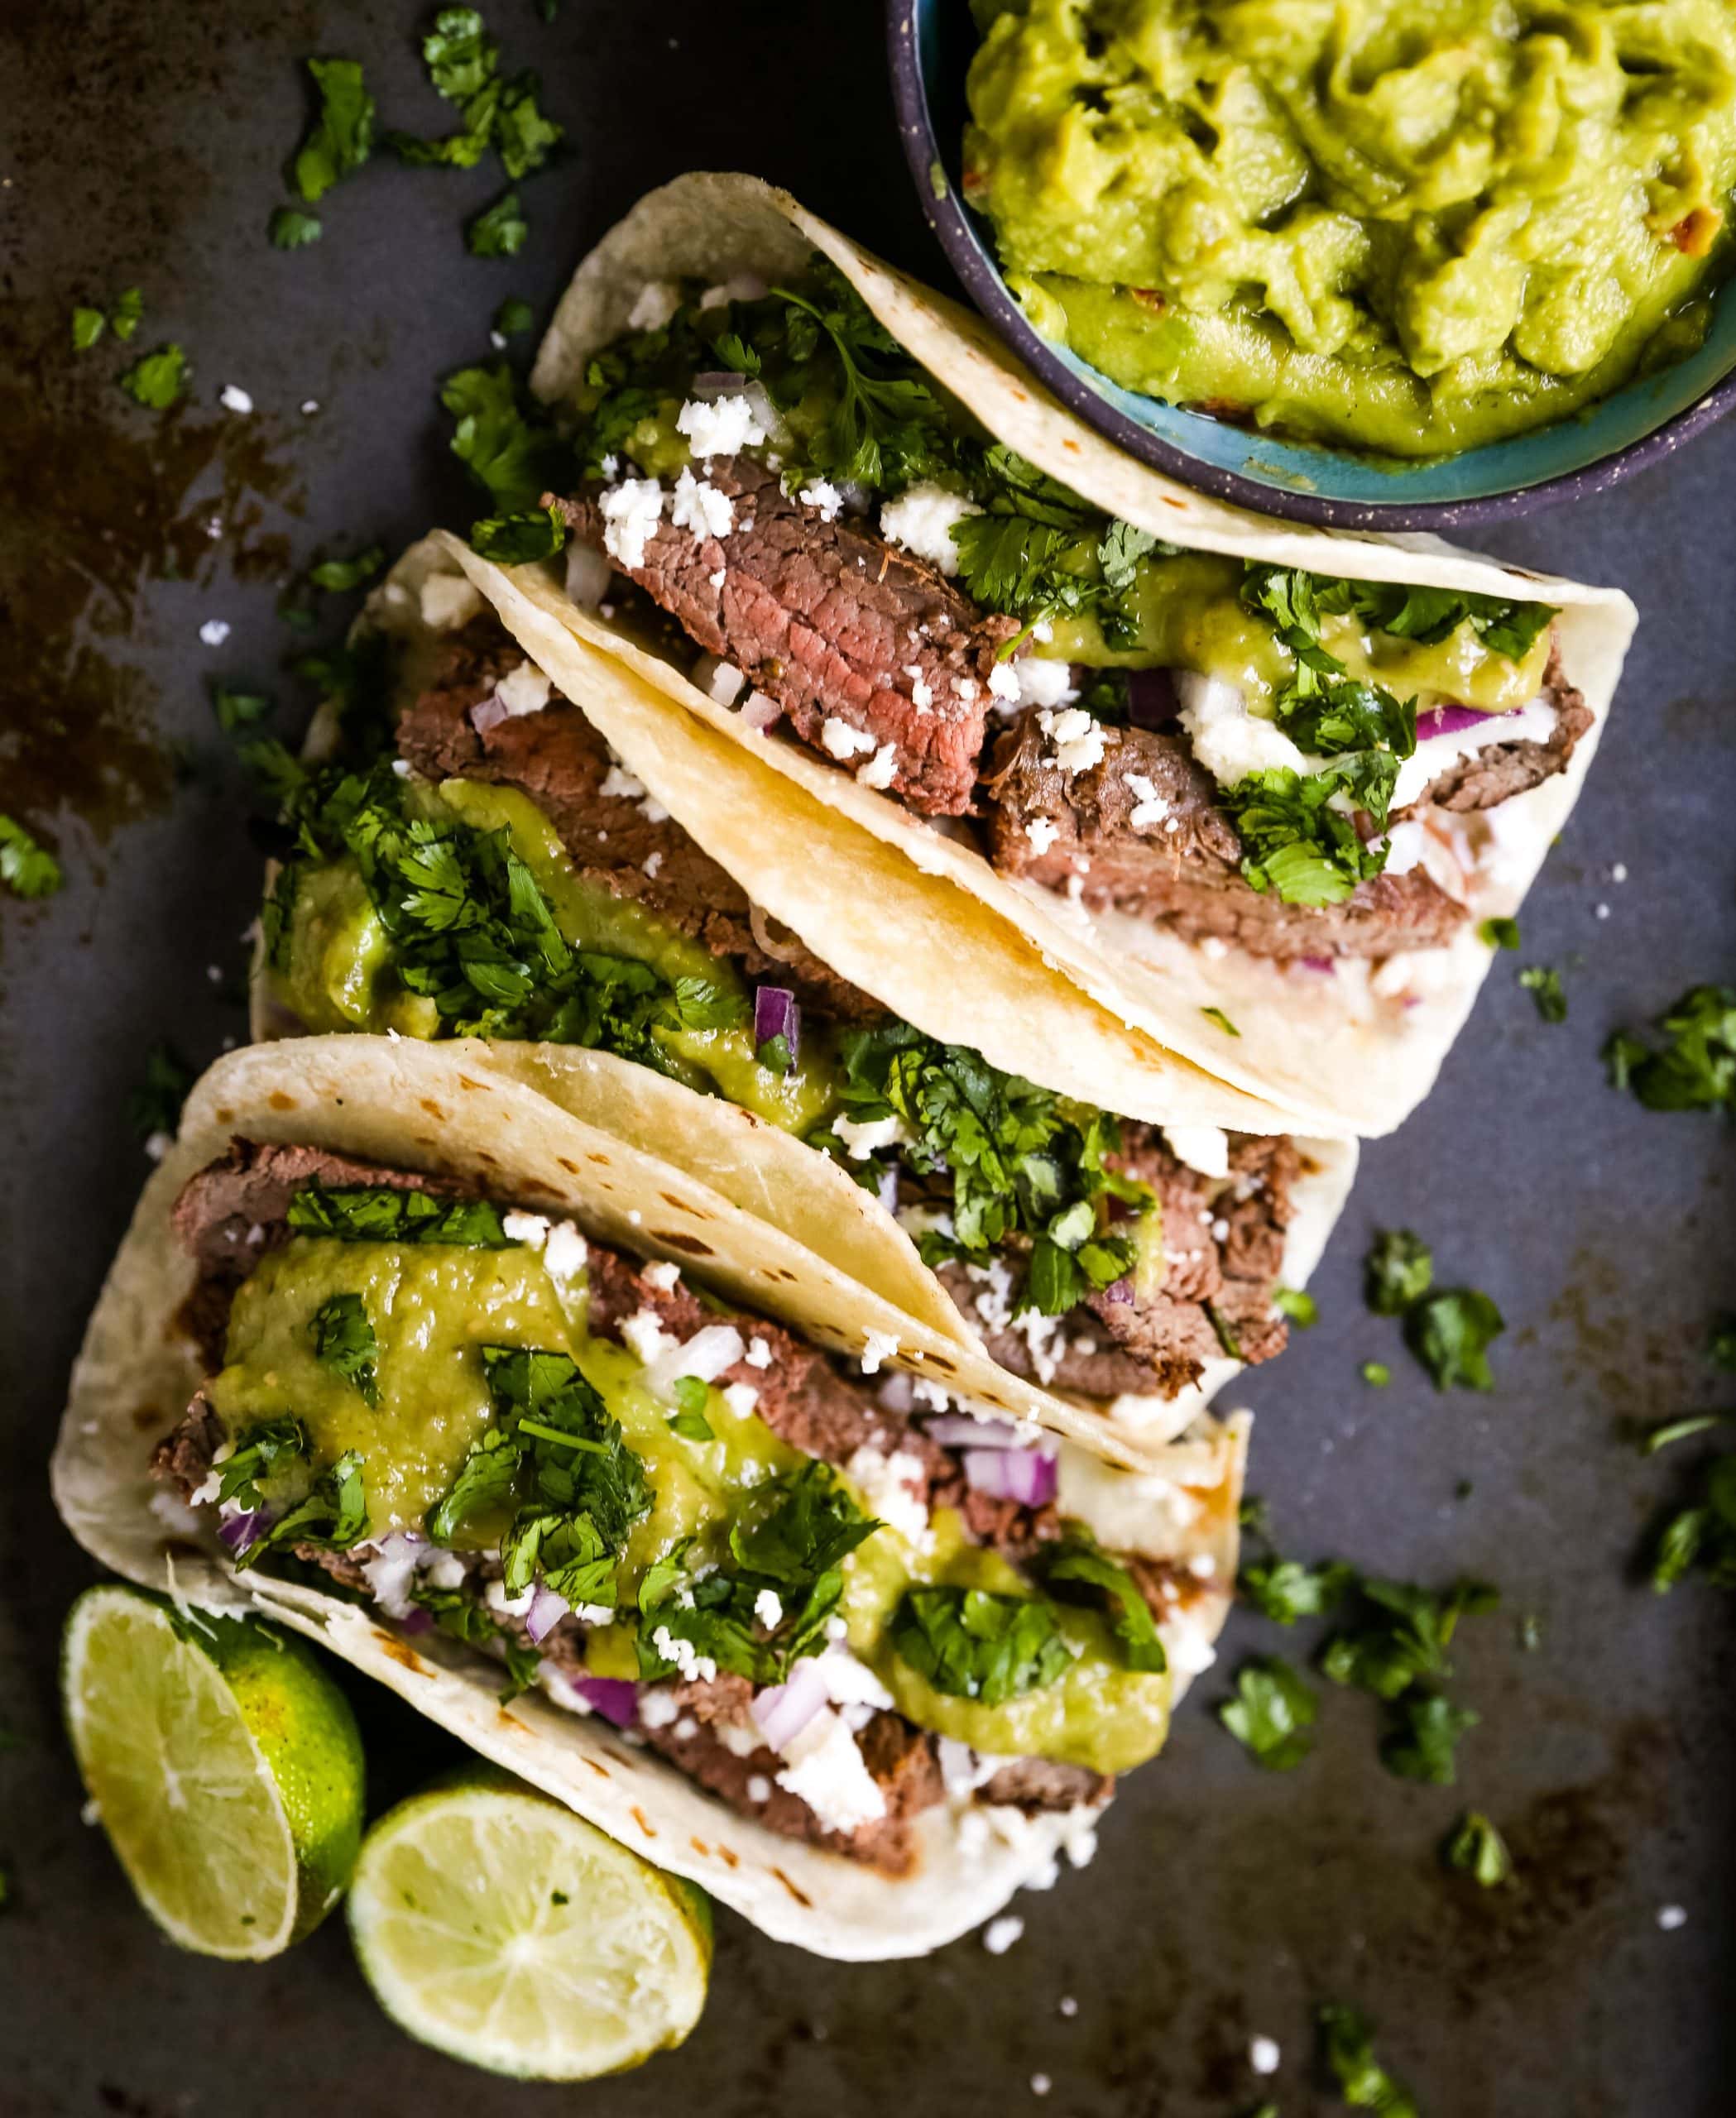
[740,689,781,732]
[525,1582,571,1644]
[963,1447,1058,1507]
[753,985,801,1062]
[573,1677,638,1727]
[1102,1277,1134,1306]
[924,1412,1025,1450]
[1125,667,1179,727]
[876,1164,899,1215]
[689,369,748,400]
[399,1607,434,1636]
[751,1656,829,1753]
[1417,702,1515,740]
[877,1371,916,1414]
[564,540,613,610]
[469,690,511,737]
[218,1506,271,1555]
[1299,956,1336,975]
[645,1322,746,1402]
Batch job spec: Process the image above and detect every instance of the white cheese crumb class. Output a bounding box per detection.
[1658,1904,1688,1930]
[652,1627,717,1685]
[774,1711,887,1833]
[494,661,553,718]
[199,619,231,647]
[1037,705,1106,776]
[501,1210,552,1248]
[834,1113,905,1159]
[599,477,665,569]
[1024,816,1061,856]
[1611,861,1628,883]
[754,1588,784,1630]
[219,384,253,414]
[745,1337,773,1369]
[857,1331,900,1378]
[677,392,766,460]
[707,661,746,707]
[619,1306,680,1369]
[856,741,899,790]
[642,1259,682,1292]
[1031,2076,1052,2098]
[845,1443,929,1543]
[987,660,1023,706]
[1177,669,1313,788]
[1595,901,1610,920]
[144,1129,172,1162]
[643,851,663,879]
[904,666,934,712]
[1250,2035,1281,2075]
[669,466,735,541]
[722,1381,760,1419]
[1058,1996,1078,2019]
[982,1915,1024,1956]
[799,480,842,520]
[746,1774,772,1804]
[878,482,981,574]
[626,280,681,331]
[1125,772,1171,830]
[1162,1123,1230,1180]
[820,717,877,760]
[637,1685,680,1730]
[1015,658,1077,711]
[543,1224,591,1285]
[300,398,319,415]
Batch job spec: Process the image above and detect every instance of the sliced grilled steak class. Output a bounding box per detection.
[981,711,1466,961]
[555,459,1019,815]
[933,1123,1296,1398]
[396,621,877,1020]
[1408,645,1593,814]
[981,1757,1111,1811]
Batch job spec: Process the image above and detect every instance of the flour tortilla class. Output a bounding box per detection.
[257,536,1358,1452]
[491,170,1637,1137]
[51,1038,1247,1960]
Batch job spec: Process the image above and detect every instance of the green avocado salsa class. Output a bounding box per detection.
[965,0,1736,458]
[210,1186,1173,1773]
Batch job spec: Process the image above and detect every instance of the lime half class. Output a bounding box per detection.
[61,1584,364,1958]
[348,1771,712,2079]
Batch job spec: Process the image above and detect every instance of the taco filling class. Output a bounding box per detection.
[152,1140,1225,1876]
[507,262,1585,963]
[259,606,1306,1406]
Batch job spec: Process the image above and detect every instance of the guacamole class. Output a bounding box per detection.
[965,0,1736,457]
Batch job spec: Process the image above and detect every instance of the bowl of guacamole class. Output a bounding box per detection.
[889,0,1736,526]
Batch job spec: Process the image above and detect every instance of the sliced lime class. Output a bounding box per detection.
[348,1770,712,2078]
[60,1584,364,1958]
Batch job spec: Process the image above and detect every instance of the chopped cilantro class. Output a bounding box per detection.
[1201,1005,1240,1037]
[1221,753,1398,906]
[1219,1657,1316,1771]
[119,344,188,410]
[269,207,324,248]
[468,189,528,257]
[1041,1539,1167,1672]
[890,1585,1073,1705]
[126,1042,194,1143]
[1648,1447,1736,1593]
[1273,1286,1316,1329]
[1709,1317,1736,1372]
[1518,964,1566,1023]
[1320,1576,1497,1703]
[822,1022,1148,1317]
[494,77,562,178]
[237,1450,369,1570]
[1316,2005,1419,2118]
[755,1033,793,1079]
[1443,1809,1513,1886]
[441,361,570,508]
[292,56,376,204]
[285,1180,510,1247]
[1640,1412,1731,1455]
[665,1375,713,1441]
[211,683,273,733]
[309,1292,379,1406]
[1604,985,1736,1114]
[470,501,566,563]
[494,295,535,338]
[1240,1556,1354,1626]
[409,1582,541,1700]
[1478,916,1520,950]
[71,306,106,351]
[1364,1229,1432,1315]
[0,816,62,899]
[1361,1360,1391,1387]
[111,288,143,340]
[306,544,386,594]
[1404,1288,1503,1392]
[1383,1693,1479,1785]
[1206,1302,1242,1359]
[392,13,562,180]
[424,7,497,101]
[216,1416,309,1513]
[1245,563,1555,668]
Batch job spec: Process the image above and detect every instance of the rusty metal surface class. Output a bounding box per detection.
[1,6,1732,2114]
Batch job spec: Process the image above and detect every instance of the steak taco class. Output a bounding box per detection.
[447,170,1635,1135]
[52,1038,1248,1959]
[252,537,1354,1449]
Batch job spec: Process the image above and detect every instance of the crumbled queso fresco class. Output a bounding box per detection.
[669,466,734,541]
[676,392,766,460]
[878,481,981,574]
[1038,706,1106,776]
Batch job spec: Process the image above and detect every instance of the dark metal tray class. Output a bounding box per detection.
[2,6,1732,2113]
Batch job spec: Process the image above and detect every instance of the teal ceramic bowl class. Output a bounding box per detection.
[889,0,1736,530]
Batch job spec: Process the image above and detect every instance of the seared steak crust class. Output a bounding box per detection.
[396,623,877,1019]
[557,459,1019,815]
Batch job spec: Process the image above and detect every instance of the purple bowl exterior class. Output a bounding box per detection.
[884,0,1736,532]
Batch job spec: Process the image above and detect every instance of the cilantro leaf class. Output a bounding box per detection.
[1641,1413,1732,1454]
[1404,1288,1503,1392]
[269,207,323,248]
[494,295,535,338]
[441,361,569,508]
[891,1585,1073,1704]
[1604,985,1736,1114]
[424,7,496,100]
[1361,1360,1391,1387]
[1200,1005,1240,1037]
[1244,562,1555,668]
[71,306,106,351]
[1221,755,1398,905]
[211,683,273,733]
[727,1460,879,1585]
[1317,2005,1419,2118]
[0,815,62,899]
[1320,1576,1497,1708]
[1478,916,1520,950]
[111,288,144,340]
[1710,1316,1736,1372]
[1042,1540,1167,1672]
[1364,1229,1432,1315]
[126,1041,194,1143]
[1240,1556,1354,1625]
[1273,1286,1316,1328]
[309,1291,380,1406]
[494,76,562,178]
[292,56,376,204]
[1382,1692,1479,1785]
[409,1582,541,1701]
[1443,1809,1513,1886]
[216,1416,309,1512]
[424,1426,520,1544]
[285,1179,510,1247]
[306,544,386,594]
[1518,964,1566,1023]
[468,189,528,257]
[1219,1656,1316,1771]
[1648,1451,1736,1593]
[470,501,566,563]
[119,344,188,410]
[236,1450,368,1569]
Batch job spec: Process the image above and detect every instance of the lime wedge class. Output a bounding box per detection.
[61,1584,364,1959]
[348,1770,712,2078]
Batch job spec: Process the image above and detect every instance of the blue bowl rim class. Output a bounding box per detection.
[885,0,1736,532]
